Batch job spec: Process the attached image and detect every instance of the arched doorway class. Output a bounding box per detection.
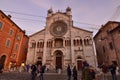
[0,55,6,68]
[36,57,42,65]
[55,50,63,70]
[77,57,83,70]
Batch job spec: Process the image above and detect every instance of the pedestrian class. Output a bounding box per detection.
[72,66,77,80]
[89,66,96,80]
[67,64,71,80]
[0,63,3,73]
[26,64,30,72]
[81,63,93,80]
[38,64,46,80]
[37,64,42,80]
[109,61,117,80]
[31,64,37,80]
[100,62,109,80]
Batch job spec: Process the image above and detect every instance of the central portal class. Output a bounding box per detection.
[55,50,63,70]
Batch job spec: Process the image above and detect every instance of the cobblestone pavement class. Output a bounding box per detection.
[0,72,80,80]
[0,71,120,80]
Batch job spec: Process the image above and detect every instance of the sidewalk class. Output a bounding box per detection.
[96,72,120,80]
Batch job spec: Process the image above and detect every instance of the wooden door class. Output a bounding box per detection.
[77,60,82,70]
[56,53,62,69]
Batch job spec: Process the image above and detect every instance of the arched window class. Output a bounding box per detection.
[30,40,36,48]
[73,40,75,46]
[84,36,92,46]
[6,39,11,47]
[47,39,52,48]
[68,40,71,46]
[37,42,40,48]
[84,39,87,45]
[77,39,79,46]
[80,39,82,45]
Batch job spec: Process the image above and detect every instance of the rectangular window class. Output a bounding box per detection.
[0,22,3,30]
[24,48,27,54]
[6,39,11,47]
[109,42,113,50]
[102,46,105,53]
[15,44,19,50]
[9,29,13,36]
[118,30,120,34]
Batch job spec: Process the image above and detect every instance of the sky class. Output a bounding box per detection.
[0,0,120,36]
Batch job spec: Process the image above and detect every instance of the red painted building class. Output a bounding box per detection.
[0,10,29,70]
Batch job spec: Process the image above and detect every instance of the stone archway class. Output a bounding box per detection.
[77,56,83,71]
[0,55,6,69]
[55,50,63,70]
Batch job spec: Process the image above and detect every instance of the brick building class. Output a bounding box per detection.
[26,7,97,70]
[94,21,120,67]
[0,10,29,70]
[110,25,120,68]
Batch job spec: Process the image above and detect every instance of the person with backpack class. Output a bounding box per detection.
[81,63,93,80]
[89,66,96,80]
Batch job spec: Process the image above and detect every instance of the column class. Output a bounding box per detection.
[70,27,75,64]
[71,37,75,64]
[43,41,47,65]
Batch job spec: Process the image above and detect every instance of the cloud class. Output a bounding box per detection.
[30,0,50,9]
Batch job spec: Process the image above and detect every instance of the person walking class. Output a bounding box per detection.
[72,66,77,80]
[100,62,109,80]
[41,64,46,80]
[109,61,117,80]
[67,64,71,80]
[31,64,37,80]
[81,62,93,80]
[26,64,30,72]
[37,64,42,80]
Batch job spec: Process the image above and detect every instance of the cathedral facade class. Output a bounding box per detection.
[26,7,97,70]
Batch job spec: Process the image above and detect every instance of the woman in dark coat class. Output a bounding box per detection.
[67,64,71,80]
[72,66,77,80]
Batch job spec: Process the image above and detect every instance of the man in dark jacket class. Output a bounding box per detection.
[67,64,71,80]
[72,66,77,80]
[109,62,117,80]
[31,64,37,80]
[40,64,46,80]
